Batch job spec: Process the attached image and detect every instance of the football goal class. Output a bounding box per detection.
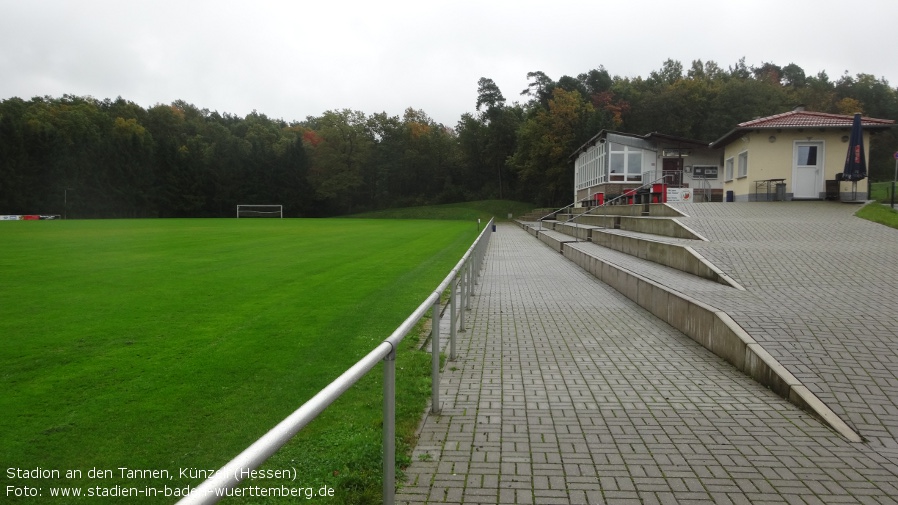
[236,205,283,218]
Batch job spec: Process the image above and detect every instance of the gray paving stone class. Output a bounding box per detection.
[396,220,898,504]
[671,203,898,463]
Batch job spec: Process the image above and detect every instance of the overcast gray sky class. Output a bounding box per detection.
[2,0,896,126]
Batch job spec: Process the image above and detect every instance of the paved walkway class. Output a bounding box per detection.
[672,202,898,465]
[396,216,898,505]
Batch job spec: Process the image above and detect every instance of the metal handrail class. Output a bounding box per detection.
[535,202,576,227]
[697,177,711,202]
[176,218,495,505]
[662,170,683,188]
[535,175,673,237]
[561,174,673,225]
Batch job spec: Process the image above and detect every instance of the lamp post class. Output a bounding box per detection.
[64,187,73,220]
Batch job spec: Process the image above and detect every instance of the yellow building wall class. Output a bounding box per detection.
[723,129,870,200]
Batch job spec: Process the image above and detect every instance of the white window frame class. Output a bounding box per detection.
[575,156,584,190]
[725,157,734,182]
[609,144,643,183]
[737,151,748,179]
[575,142,608,191]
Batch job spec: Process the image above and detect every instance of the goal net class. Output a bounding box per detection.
[236,205,283,218]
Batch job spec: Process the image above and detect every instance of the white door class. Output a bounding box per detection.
[793,142,824,199]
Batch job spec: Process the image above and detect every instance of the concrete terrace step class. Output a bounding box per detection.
[591,228,741,289]
[556,213,704,240]
[516,208,558,221]
[595,227,697,245]
[537,220,599,242]
[527,220,738,288]
[567,240,742,299]
[530,224,739,297]
[533,233,863,443]
[530,227,578,252]
[560,202,686,218]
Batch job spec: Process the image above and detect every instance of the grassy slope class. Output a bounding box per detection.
[0,218,477,504]
[347,199,535,221]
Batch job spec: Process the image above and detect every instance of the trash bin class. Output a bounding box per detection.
[726,190,734,202]
[636,187,651,204]
[492,224,496,232]
[651,183,666,203]
[774,183,786,201]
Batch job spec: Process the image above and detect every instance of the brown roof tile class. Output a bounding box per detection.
[739,110,895,128]
[710,109,895,147]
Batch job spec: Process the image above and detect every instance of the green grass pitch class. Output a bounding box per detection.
[0,218,479,503]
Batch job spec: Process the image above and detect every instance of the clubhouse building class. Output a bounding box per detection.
[572,107,895,205]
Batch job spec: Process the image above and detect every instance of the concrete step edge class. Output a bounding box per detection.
[552,238,864,444]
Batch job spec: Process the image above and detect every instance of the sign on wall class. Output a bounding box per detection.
[692,166,718,179]
[666,188,693,202]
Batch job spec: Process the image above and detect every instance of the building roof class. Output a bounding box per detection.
[643,132,712,147]
[569,129,712,160]
[570,129,630,159]
[711,109,895,147]
[739,110,895,128]
[571,109,896,159]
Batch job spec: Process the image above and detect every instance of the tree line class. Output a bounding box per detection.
[1,58,896,217]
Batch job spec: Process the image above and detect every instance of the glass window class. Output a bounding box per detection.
[610,153,625,181]
[627,152,642,181]
[608,145,643,182]
[576,144,611,188]
[725,158,734,181]
[737,151,748,178]
[797,146,817,166]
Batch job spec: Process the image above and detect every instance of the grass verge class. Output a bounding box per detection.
[856,202,898,230]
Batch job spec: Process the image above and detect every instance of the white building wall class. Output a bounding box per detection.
[683,151,724,190]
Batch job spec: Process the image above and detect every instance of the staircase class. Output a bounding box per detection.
[513,202,862,442]
[517,203,739,288]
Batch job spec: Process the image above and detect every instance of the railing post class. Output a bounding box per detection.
[460,261,468,328]
[431,297,441,414]
[474,246,481,285]
[449,276,457,361]
[383,347,396,505]
[467,258,475,306]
